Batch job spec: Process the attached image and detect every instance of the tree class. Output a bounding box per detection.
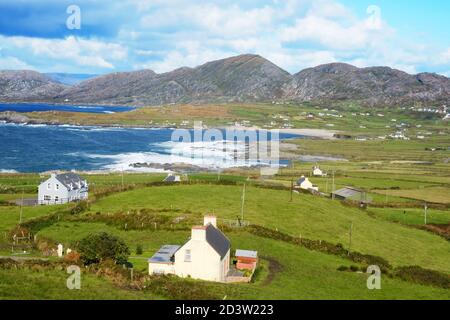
[78,232,130,265]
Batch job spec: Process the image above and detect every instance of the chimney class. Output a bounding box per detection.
[191,226,207,241]
[204,215,217,228]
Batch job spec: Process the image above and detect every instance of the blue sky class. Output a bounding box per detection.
[0,0,448,76]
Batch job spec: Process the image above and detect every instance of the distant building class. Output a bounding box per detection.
[163,173,181,182]
[312,166,326,177]
[295,176,319,192]
[38,173,88,205]
[148,216,231,282]
[332,187,372,204]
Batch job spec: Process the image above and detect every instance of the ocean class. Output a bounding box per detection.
[0,103,135,114]
[0,123,301,173]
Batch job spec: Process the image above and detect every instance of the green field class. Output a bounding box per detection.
[0,102,449,300]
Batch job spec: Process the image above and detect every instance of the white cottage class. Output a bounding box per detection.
[312,166,326,177]
[148,216,231,282]
[38,173,88,205]
[295,175,319,192]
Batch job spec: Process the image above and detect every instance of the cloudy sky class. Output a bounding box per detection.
[0,0,449,76]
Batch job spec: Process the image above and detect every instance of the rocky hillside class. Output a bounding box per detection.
[55,54,292,105]
[0,70,67,102]
[284,63,450,106]
[1,55,449,106]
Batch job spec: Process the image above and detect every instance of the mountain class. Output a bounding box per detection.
[0,70,67,102]
[45,73,98,86]
[55,54,292,105]
[284,63,450,106]
[0,55,449,106]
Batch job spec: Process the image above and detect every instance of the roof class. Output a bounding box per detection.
[163,174,180,182]
[332,187,362,199]
[148,245,181,264]
[48,173,86,190]
[236,249,258,259]
[296,176,307,185]
[205,224,230,259]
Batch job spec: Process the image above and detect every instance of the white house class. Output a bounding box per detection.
[148,216,231,282]
[295,176,319,192]
[38,173,88,205]
[312,166,326,177]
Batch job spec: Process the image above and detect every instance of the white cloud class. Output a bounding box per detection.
[1,35,127,70]
[0,56,34,70]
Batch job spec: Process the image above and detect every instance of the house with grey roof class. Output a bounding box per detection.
[148,215,231,282]
[38,173,88,205]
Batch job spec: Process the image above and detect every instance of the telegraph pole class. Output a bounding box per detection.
[240,183,246,221]
[331,169,335,200]
[424,202,428,225]
[290,179,294,202]
[19,187,24,224]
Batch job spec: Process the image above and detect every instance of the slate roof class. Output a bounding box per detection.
[296,177,307,185]
[54,173,86,190]
[205,224,230,259]
[163,174,180,182]
[148,245,181,264]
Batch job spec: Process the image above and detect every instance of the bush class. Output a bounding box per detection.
[136,244,143,255]
[78,232,130,265]
[394,266,450,289]
[64,251,81,264]
[71,201,89,215]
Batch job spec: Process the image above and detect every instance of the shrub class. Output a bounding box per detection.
[136,244,143,255]
[71,201,89,215]
[78,232,130,265]
[394,266,450,289]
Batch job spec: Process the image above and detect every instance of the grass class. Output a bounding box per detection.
[34,226,450,300]
[374,187,450,204]
[367,207,450,225]
[83,184,450,273]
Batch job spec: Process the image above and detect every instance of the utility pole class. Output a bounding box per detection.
[424,202,428,225]
[19,187,24,224]
[121,167,124,191]
[240,183,246,221]
[348,222,353,254]
[331,169,335,200]
[290,179,294,202]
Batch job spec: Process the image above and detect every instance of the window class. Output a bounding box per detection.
[44,195,51,201]
[56,184,59,190]
[47,183,51,190]
[55,196,59,203]
[184,249,191,262]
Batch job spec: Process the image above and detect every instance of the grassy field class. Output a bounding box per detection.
[0,102,449,300]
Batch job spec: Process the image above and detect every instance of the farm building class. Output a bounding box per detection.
[295,176,319,192]
[163,173,181,182]
[235,250,258,270]
[38,173,88,205]
[332,187,372,204]
[148,216,231,282]
[312,166,326,177]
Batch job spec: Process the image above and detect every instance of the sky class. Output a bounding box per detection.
[0,0,449,76]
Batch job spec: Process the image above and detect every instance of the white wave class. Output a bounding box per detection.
[0,169,19,173]
[83,139,278,172]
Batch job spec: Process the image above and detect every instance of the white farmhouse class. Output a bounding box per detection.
[312,166,326,177]
[295,176,319,192]
[148,216,231,282]
[38,173,88,205]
